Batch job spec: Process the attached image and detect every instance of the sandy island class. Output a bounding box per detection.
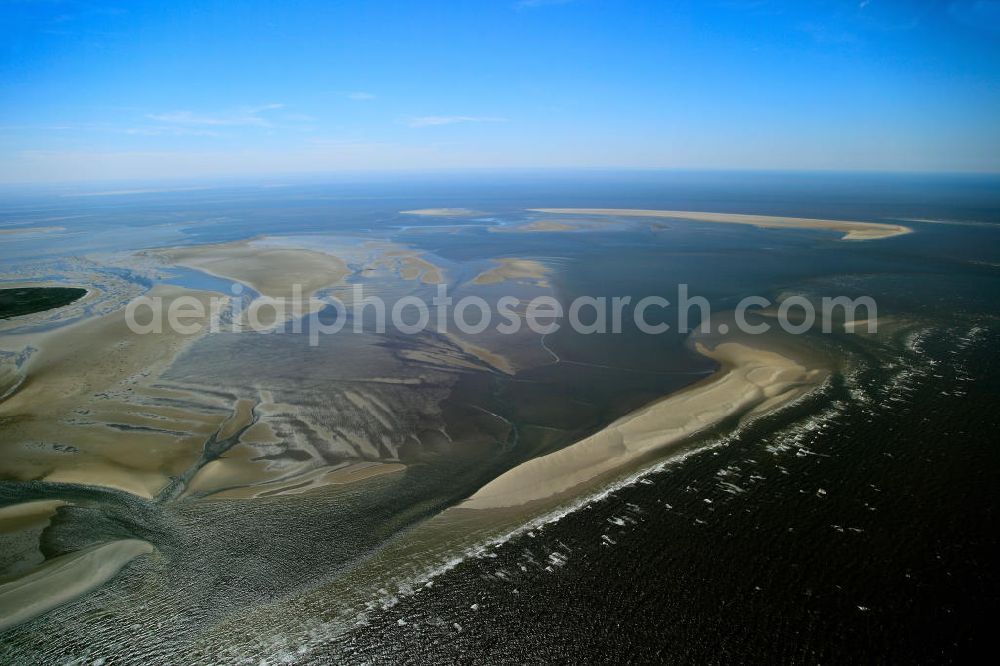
[460,336,828,510]
[159,240,350,300]
[529,208,912,240]
[471,258,550,287]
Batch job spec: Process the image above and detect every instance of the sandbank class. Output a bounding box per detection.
[529,208,912,240]
[460,338,827,510]
[383,250,445,284]
[0,539,154,632]
[0,500,65,535]
[354,241,447,286]
[471,258,550,287]
[442,331,517,375]
[159,240,350,300]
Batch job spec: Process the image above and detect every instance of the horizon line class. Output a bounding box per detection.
[2,166,1000,190]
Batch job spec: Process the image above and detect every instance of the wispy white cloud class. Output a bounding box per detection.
[406,115,507,128]
[347,91,375,100]
[147,104,284,127]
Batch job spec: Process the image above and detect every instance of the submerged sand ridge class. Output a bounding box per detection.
[529,208,912,240]
[400,208,481,217]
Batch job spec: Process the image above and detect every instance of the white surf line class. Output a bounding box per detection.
[276,371,836,661]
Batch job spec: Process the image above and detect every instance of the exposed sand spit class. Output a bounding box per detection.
[529,208,912,240]
[460,337,828,510]
[0,539,153,632]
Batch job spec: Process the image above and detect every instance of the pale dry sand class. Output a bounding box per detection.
[460,339,827,510]
[0,539,153,632]
[0,500,65,535]
[400,208,480,217]
[471,258,550,287]
[159,240,350,300]
[530,208,912,240]
[0,285,226,497]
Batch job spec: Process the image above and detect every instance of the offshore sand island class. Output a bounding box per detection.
[529,208,912,240]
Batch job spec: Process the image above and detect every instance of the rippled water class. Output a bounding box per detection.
[2,172,999,662]
[303,321,999,663]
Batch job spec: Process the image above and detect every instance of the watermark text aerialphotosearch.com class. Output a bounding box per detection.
[125,283,878,344]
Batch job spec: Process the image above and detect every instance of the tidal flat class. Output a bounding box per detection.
[1,174,998,662]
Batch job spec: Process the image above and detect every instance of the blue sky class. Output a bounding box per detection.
[1,0,999,182]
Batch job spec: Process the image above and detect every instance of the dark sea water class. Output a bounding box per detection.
[320,325,1000,664]
[1,171,999,663]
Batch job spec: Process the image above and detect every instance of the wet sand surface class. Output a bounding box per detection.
[2,176,998,663]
